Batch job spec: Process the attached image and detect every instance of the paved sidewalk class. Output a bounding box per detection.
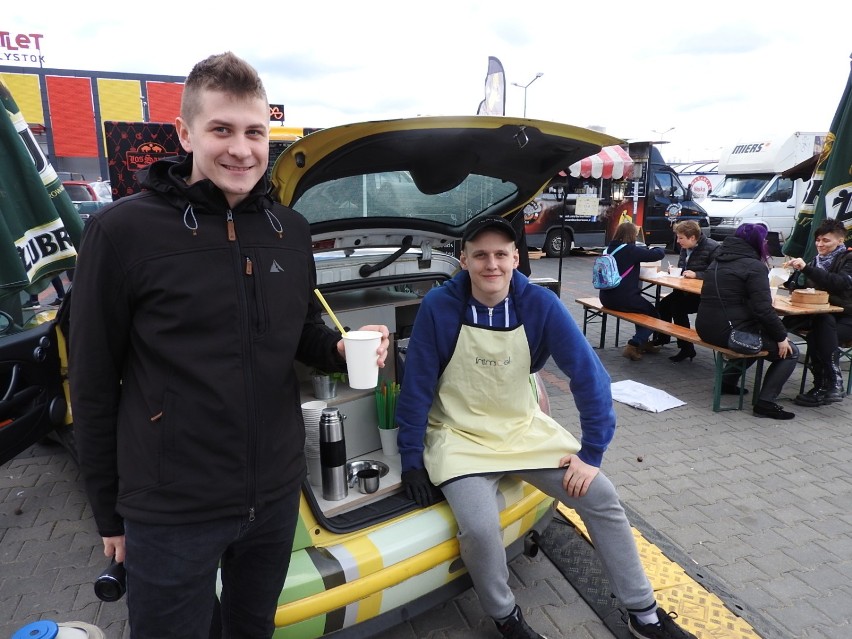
[2,252,851,638]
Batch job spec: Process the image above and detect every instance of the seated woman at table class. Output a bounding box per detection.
[784,218,852,407]
[599,221,666,361]
[652,220,721,362]
[695,223,799,420]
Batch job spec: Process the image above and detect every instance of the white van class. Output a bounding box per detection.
[706,132,825,254]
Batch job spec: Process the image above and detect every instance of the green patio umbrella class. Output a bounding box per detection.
[783,55,852,262]
[0,78,83,303]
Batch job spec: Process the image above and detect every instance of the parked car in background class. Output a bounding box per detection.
[62,179,112,220]
[3,115,617,638]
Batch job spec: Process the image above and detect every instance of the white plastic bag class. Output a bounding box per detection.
[610,380,685,412]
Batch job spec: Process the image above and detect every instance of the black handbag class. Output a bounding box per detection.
[727,328,763,354]
[713,268,763,355]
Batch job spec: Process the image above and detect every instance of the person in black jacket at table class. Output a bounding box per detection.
[695,223,798,420]
[599,221,666,361]
[652,220,721,362]
[784,218,852,407]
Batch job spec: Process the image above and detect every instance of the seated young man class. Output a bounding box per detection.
[652,220,720,362]
[396,215,697,639]
[785,218,852,406]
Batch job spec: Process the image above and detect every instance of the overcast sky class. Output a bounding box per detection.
[5,0,852,162]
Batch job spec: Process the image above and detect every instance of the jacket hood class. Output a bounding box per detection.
[715,236,761,263]
[138,154,275,214]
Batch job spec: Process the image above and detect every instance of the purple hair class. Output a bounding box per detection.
[734,223,770,263]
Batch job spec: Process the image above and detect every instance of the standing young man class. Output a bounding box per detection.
[69,52,388,638]
[396,216,696,639]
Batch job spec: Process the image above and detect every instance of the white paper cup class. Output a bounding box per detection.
[342,330,382,389]
[668,266,683,277]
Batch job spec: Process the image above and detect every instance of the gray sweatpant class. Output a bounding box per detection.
[441,469,656,620]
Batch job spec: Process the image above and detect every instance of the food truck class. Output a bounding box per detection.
[704,132,825,254]
[524,142,708,256]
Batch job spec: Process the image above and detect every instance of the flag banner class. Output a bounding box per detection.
[783,57,852,260]
[104,121,182,200]
[476,56,505,116]
[0,78,83,301]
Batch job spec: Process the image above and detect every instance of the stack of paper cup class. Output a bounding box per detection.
[301,400,327,486]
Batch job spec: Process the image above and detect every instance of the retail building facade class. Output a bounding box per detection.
[1,65,184,181]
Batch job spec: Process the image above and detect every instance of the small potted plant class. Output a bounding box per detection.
[311,370,346,399]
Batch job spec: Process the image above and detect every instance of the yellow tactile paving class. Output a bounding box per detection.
[556,504,761,638]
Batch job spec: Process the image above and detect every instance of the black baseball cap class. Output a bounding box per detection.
[461,215,518,246]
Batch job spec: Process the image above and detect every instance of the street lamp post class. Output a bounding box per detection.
[652,127,675,141]
[511,72,544,117]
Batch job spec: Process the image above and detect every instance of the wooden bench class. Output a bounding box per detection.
[576,297,768,412]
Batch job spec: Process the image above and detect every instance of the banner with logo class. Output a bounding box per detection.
[103,121,182,200]
[476,56,506,116]
[0,78,82,301]
[783,57,852,260]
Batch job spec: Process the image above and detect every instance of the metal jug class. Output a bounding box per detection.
[319,407,347,501]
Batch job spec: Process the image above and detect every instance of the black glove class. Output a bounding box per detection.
[402,468,440,507]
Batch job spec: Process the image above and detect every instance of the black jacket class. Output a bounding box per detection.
[695,236,787,347]
[678,236,720,278]
[69,155,343,536]
[787,248,852,315]
[599,241,665,313]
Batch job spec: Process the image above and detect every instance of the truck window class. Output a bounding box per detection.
[713,175,772,199]
[654,172,683,199]
[763,177,793,202]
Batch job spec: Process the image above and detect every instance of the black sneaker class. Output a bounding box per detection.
[494,605,547,639]
[794,387,828,407]
[48,297,64,307]
[628,607,697,639]
[22,299,40,309]
[753,401,795,420]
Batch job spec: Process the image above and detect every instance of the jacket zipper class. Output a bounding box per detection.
[226,210,258,522]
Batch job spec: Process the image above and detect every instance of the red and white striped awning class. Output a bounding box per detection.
[567,145,634,180]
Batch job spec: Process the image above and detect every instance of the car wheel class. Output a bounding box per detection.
[544,229,572,258]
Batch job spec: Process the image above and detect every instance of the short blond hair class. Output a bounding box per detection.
[181,52,267,125]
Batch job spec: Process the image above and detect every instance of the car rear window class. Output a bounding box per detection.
[64,184,93,201]
[292,171,518,227]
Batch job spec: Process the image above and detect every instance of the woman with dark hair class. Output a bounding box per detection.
[784,218,852,406]
[599,222,666,361]
[696,223,799,419]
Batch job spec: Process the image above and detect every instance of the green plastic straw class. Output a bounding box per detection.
[375,381,400,429]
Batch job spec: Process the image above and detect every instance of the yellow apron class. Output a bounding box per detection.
[424,322,580,485]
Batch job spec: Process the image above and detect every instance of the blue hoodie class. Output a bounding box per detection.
[396,269,616,473]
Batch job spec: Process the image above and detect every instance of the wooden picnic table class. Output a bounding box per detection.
[639,272,844,316]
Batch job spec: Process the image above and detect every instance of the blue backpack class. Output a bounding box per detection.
[592,244,634,289]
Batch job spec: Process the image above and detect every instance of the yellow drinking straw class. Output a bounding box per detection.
[313,289,348,337]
